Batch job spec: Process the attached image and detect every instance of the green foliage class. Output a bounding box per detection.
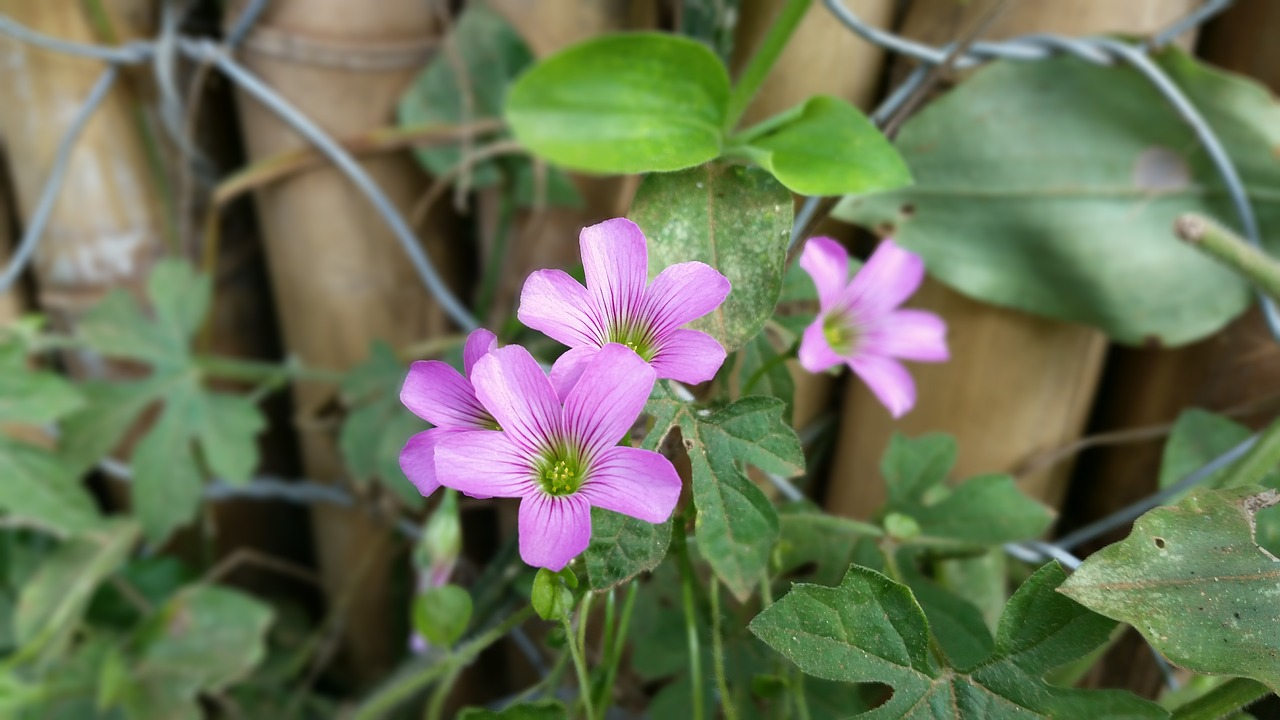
[123,585,274,718]
[584,508,671,590]
[733,95,912,196]
[398,5,580,207]
[68,260,266,542]
[646,390,804,600]
[630,163,793,353]
[880,433,1055,547]
[751,562,1168,718]
[1061,487,1280,692]
[15,521,137,660]
[835,48,1280,346]
[413,585,472,648]
[506,33,730,173]
[459,700,568,719]
[339,341,427,509]
[738,328,795,420]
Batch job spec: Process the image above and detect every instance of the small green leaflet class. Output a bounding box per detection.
[584,508,671,590]
[750,562,1168,718]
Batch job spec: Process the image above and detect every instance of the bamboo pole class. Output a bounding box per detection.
[1065,0,1280,698]
[227,0,457,688]
[0,0,165,335]
[730,0,895,435]
[824,0,1199,519]
[0,159,19,322]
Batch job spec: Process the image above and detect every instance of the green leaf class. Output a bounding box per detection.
[630,163,793,353]
[0,365,81,424]
[834,48,1280,346]
[126,585,273,718]
[0,436,102,536]
[339,342,426,508]
[682,397,801,600]
[88,556,194,628]
[58,379,164,474]
[198,393,264,486]
[738,328,794,420]
[1060,487,1280,692]
[751,562,1168,718]
[131,387,204,543]
[147,260,211,345]
[776,505,870,587]
[413,584,472,647]
[458,700,568,719]
[506,33,729,174]
[78,290,177,364]
[880,433,1055,546]
[1160,409,1255,491]
[584,508,671,590]
[735,96,911,196]
[15,520,138,654]
[898,556,994,669]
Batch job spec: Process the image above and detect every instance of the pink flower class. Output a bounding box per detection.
[434,343,682,570]
[399,328,500,497]
[518,217,730,391]
[798,237,949,418]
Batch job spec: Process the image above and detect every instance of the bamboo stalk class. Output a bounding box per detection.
[227,0,458,688]
[824,0,1199,520]
[0,0,165,335]
[0,160,18,322]
[1067,0,1280,697]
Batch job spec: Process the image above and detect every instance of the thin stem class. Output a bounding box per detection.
[353,605,534,720]
[792,668,811,720]
[577,591,594,667]
[596,582,637,717]
[562,615,597,720]
[425,667,460,720]
[709,577,739,720]
[675,523,706,720]
[723,0,813,132]
[1176,214,1280,301]
[194,354,343,385]
[1170,678,1271,720]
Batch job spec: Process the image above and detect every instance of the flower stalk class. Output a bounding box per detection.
[1174,213,1280,302]
[724,0,814,132]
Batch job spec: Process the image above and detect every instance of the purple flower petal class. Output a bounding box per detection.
[471,345,562,454]
[842,239,925,316]
[581,218,648,328]
[800,237,851,310]
[401,361,489,428]
[649,329,726,384]
[518,491,591,571]
[434,429,535,498]
[563,344,655,458]
[400,428,446,497]
[518,269,605,348]
[549,346,599,401]
[643,261,731,335]
[580,446,681,523]
[849,353,917,418]
[798,317,843,372]
[463,328,498,377]
[869,309,949,362]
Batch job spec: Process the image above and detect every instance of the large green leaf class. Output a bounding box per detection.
[750,562,1167,718]
[734,95,911,196]
[15,520,138,655]
[630,163,793,353]
[0,437,101,537]
[506,33,729,174]
[880,434,1054,546]
[1060,487,1280,691]
[125,586,273,719]
[0,364,81,424]
[584,508,671,590]
[834,48,1280,346]
[646,393,802,600]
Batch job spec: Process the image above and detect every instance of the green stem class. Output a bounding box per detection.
[1171,678,1271,720]
[424,667,460,720]
[353,605,535,720]
[475,189,517,323]
[709,577,739,720]
[193,355,343,385]
[1175,214,1280,301]
[792,668,811,720]
[741,340,799,396]
[562,615,597,720]
[1223,415,1280,489]
[723,0,814,132]
[596,582,637,717]
[675,523,706,720]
